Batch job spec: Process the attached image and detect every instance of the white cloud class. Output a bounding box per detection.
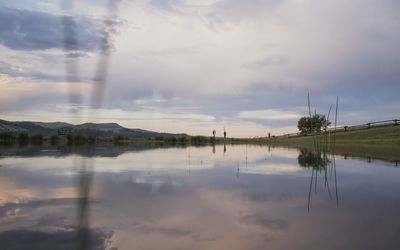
[241,163,303,175]
[238,109,301,121]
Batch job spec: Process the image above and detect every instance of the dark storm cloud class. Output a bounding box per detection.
[0,7,118,52]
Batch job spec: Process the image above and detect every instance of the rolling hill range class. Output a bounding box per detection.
[0,119,188,138]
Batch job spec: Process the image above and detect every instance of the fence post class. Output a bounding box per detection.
[395,119,398,126]
[367,123,371,129]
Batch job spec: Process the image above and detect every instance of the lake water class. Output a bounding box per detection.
[1,144,400,250]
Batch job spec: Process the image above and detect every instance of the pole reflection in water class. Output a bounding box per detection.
[245,144,248,168]
[237,160,240,179]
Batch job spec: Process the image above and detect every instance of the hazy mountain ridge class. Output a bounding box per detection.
[0,119,188,138]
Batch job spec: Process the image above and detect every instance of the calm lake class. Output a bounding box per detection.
[1,144,400,250]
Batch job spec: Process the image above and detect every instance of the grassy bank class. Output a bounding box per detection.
[268,125,400,146]
[264,125,400,162]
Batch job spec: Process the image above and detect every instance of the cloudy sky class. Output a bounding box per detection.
[0,0,399,137]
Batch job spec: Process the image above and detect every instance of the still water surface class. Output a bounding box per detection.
[1,145,400,250]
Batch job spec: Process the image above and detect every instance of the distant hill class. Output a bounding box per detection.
[0,119,189,138]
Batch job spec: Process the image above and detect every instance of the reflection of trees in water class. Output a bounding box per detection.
[298,149,339,211]
[0,228,113,250]
[298,149,331,170]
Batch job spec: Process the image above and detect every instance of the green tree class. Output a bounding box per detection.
[0,132,16,145]
[297,114,330,135]
[50,135,60,145]
[17,133,30,145]
[30,134,43,145]
[190,136,208,145]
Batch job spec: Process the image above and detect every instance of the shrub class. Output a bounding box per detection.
[50,135,60,145]
[17,133,30,145]
[178,137,188,144]
[0,132,16,145]
[30,134,44,145]
[190,136,208,145]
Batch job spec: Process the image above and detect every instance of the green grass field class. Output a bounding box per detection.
[271,125,400,146]
[264,125,400,162]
